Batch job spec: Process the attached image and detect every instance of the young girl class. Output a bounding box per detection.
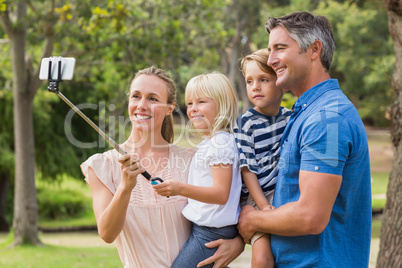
[234,49,291,267]
[153,72,242,268]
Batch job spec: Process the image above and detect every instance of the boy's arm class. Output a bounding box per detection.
[242,167,270,210]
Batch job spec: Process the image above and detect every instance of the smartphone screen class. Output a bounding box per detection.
[39,57,75,80]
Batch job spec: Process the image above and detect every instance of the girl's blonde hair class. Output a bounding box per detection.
[133,66,176,143]
[185,72,238,137]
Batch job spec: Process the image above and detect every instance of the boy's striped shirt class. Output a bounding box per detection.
[233,107,291,195]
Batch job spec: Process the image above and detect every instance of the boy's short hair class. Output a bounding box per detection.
[240,49,276,77]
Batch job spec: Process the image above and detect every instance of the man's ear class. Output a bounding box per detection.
[166,102,176,115]
[311,40,323,61]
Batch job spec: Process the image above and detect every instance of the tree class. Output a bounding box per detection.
[0,0,57,245]
[377,0,402,267]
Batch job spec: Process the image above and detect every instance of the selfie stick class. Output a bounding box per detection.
[46,58,163,185]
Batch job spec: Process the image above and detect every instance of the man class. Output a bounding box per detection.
[238,11,371,267]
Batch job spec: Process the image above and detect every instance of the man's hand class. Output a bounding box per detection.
[196,236,245,268]
[237,205,257,244]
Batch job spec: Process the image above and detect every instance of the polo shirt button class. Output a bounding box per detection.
[314,166,319,171]
[304,104,307,107]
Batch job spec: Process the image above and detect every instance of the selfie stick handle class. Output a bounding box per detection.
[56,92,125,155]
[56,92,153,180]
[58,92,154,180]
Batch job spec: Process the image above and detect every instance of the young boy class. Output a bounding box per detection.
[233,49,291,267]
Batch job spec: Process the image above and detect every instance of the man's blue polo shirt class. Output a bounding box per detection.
[271,79,372,267]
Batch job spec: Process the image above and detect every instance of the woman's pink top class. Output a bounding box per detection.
[81,145,195,268]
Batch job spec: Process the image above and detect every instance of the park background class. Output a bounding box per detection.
[0,0,401,267]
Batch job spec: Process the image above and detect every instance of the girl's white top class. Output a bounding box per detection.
[81,145,195,268]
[182,131,242,228]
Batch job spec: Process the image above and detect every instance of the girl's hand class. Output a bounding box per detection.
[153,179,182,197]
[118,154,144,191]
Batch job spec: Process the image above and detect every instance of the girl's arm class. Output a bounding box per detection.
[153,163,233,205]
[241,167,271,210]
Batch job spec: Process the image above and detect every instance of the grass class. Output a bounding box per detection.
[0,244,120,268]
[371,217,382,238]
[371,171,389,209]
[368,129,392,210]
[0,231,120,267]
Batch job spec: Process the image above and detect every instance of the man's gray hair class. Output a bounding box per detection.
[265,11,335,72]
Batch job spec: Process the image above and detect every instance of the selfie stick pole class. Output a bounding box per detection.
[46,58,160,183]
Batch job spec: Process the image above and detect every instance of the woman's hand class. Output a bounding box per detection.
[196,236,245,268]
[153,179,183,196]
[118,153,144,191]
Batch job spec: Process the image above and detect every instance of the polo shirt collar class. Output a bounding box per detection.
[291,79,340,114]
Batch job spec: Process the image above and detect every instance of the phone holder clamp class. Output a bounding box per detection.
[47,57,63,93]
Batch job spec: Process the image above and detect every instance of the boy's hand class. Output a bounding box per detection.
[153,179,182,196]
[262,204,276,211]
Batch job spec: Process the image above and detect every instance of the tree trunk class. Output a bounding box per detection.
[12,77,41,246]
[0,170,10,232]
[4,1,42,246]
[377,1,402,267]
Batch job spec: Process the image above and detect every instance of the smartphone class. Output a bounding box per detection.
[39,57,75,80]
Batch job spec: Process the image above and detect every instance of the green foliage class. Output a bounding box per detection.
[36,174,92,220]
[0,92,14,173]
[281,92,298,110]
[256,0,393,126]
[316,1,393,126]
[38,210,96,229]
[0,41,13,171]
[37,188,89,220]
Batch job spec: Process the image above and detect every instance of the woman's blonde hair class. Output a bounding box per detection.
[133,66,176,143]
[185,72,238,137]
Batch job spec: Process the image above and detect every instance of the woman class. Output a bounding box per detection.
[81,66,244,267]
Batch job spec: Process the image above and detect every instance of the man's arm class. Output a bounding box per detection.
[238,170,341,242]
